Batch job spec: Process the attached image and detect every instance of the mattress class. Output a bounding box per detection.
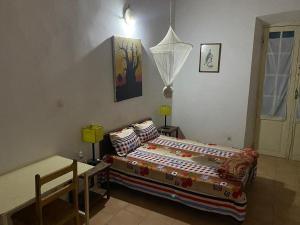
[106,135,257,221]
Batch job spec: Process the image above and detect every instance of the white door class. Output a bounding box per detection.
[256,26,300,158]
[291,54,300,160]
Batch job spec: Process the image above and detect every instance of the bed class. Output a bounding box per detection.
[101,118,257,222]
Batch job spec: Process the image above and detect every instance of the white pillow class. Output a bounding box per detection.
[132,120,159,142]
[109,128,141,157]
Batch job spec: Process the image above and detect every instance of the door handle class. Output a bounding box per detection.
[296,88,299,100]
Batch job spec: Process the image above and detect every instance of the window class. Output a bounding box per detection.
[261,31,294,119]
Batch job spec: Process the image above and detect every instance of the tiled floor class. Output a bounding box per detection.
[88,155,300,225]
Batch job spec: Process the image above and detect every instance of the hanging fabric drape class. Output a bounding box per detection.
[261,31,294,119]
[150,26,193,98]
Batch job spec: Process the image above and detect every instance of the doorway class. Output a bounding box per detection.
[256,25,300,160]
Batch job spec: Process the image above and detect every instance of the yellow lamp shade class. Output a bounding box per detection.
[159,105,171,116]
[82,125,104,143]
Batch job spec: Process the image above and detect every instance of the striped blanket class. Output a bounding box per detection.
[107,135,257,221]
[149,137,236,158]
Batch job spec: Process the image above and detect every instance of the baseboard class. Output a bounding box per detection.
[291,155,300,161]
[257,150,285,158]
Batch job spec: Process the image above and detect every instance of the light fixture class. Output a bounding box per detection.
[159,105,172,128]
[123,6,135,25]
[82,124,104,165]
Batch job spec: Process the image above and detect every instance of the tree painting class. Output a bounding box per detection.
[112,36,142,102]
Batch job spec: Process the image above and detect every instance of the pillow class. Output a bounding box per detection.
[109,128,141,157]
[132,120,159,142]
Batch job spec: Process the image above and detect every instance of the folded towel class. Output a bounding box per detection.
[217,148,258,182]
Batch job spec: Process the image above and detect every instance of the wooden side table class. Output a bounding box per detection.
[158,126,179,138]
[82,161,110,225]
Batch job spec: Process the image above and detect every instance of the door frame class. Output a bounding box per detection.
[288,38,300,159]
[254,24,300,158]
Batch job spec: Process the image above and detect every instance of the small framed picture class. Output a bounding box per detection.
[199,43,221,73]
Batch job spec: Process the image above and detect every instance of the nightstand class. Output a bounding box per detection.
[158,126,179,138]
[81,161,110,225]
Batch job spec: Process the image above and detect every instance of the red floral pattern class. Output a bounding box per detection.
[181,178,193,188]
[105,155,114,164]
[232,189,243,199]
[181,153,192,157]
[147,145,157,150]
[140,166,149,176]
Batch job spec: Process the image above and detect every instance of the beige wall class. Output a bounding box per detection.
[244,18,264,147]
[0,0,170,174]
[173,0,300,148]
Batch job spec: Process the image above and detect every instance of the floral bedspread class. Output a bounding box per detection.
[107,135,257,203]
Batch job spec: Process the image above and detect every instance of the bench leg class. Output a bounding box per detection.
[84,174,90,225]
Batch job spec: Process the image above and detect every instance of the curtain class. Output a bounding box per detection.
[261,31,294,119]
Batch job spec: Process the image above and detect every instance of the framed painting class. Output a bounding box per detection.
[199,43,221,73]
[112,36,142,102]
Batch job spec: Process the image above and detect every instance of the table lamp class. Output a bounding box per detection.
[82,124,104,165]
[159,105,171,128]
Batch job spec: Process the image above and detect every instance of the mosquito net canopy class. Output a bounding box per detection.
[150,26,193,98]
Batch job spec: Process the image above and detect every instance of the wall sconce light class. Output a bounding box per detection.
[123,6,135,25]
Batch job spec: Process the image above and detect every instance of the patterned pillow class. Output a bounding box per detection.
[132,120,159,142]
[109,128,141,157]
